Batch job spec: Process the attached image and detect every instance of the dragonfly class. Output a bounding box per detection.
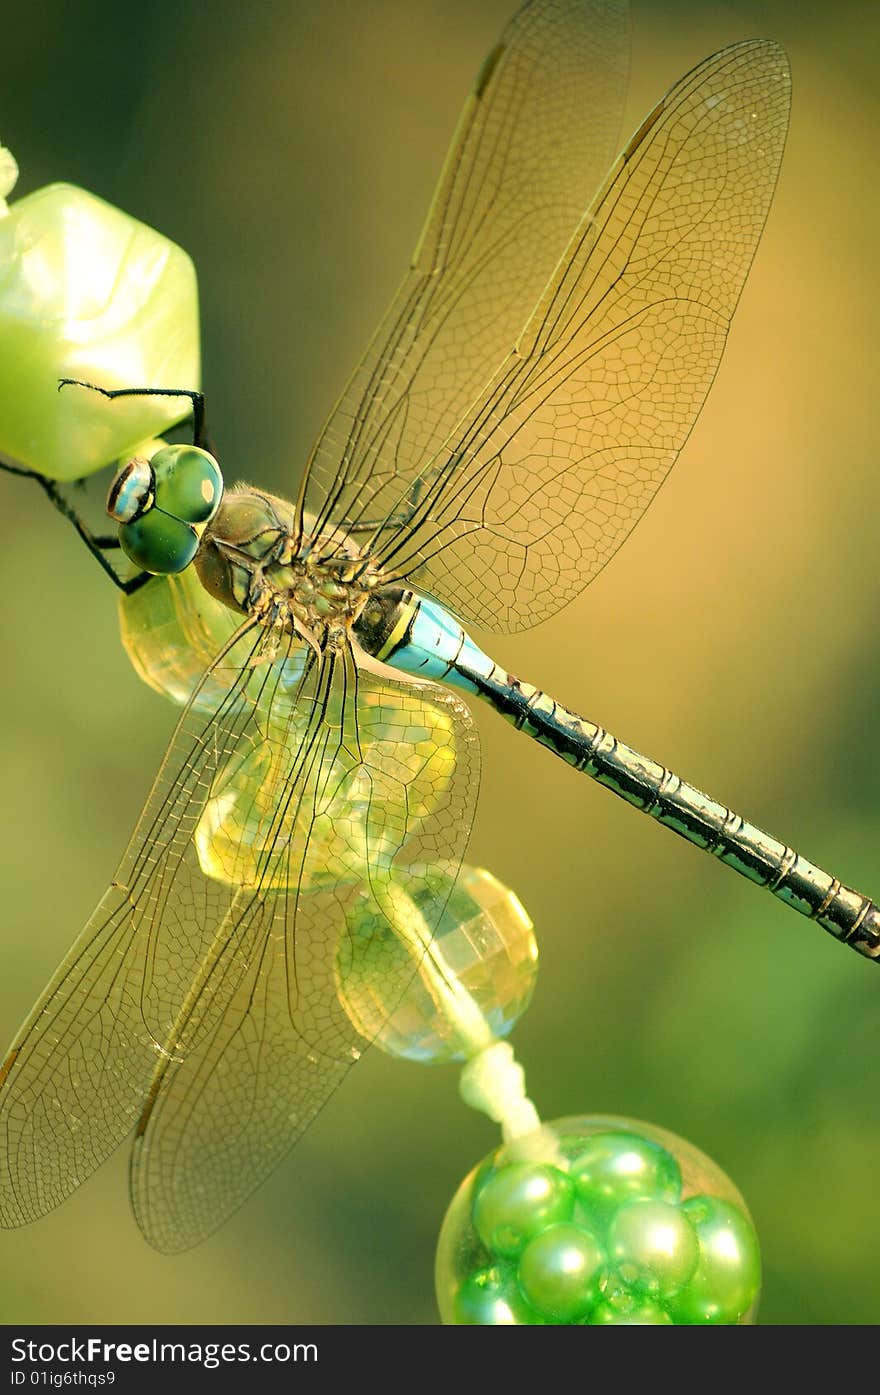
[1,0,874,1255]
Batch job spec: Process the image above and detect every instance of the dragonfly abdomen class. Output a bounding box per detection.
[386,595,880,962]
[486,671,880,950]
[492,672,880,959]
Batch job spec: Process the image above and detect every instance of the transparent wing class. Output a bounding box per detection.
[300,0,629,543]
[0,618,271,1227]
[0,627,477,1249]
[365,41,790,631]
[127,646,478,1253]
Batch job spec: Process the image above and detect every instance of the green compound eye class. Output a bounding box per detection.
[150,444,224,525]
[109,443,223,574]
[118,508,200,574]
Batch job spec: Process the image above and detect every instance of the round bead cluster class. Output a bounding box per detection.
[436,1117,761,1325]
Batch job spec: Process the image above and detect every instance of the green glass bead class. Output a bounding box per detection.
[0,181,199,481]
[119,510,199,574]
[570,1131,681,1229]
[588,1295,673,1325]
[517,1223,606,1323]
[607,1199,699,1298]
[472,1162,575,1259]
[668,1197,761,1324]
[151,445,224,525]
[454,1264,543,1325]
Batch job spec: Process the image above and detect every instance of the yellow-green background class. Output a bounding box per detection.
[1,0,877,1325]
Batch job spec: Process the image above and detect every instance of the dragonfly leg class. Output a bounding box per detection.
[0,458,149,593]
[57,379,210,450]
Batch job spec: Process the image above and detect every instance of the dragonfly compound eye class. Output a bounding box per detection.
[106,457,155,524]
[118,509,201,574]
[111,445,224,575]
[149,444,224,527]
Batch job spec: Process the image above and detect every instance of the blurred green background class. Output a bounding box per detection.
[1,0,878,1325]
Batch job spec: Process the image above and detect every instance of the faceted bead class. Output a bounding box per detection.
[336,866,538,1063]
[118,566,246,711]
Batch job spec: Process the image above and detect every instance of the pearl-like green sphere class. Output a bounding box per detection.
[669,1197,763,1324]
[453,1264,544,1325]
[571,1130,682,1224]
[607,1199,699,1298]
[517,1223,606,1322]
[589,1296,673,1325]
[472,1162,575,1258]
[436,1115,761,1325]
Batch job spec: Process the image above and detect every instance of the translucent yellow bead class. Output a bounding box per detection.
[118,568,246,713]
[336,864,539,1062]
[194,690,457,893]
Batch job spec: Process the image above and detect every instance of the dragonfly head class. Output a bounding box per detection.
[107,444,224,574]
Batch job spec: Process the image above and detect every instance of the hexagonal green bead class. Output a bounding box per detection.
[0,183,199,480]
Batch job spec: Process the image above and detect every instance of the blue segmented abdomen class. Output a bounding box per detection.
[385,592,880,963]
[386,595,496,694]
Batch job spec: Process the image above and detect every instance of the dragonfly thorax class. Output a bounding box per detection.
[194,484,378,645]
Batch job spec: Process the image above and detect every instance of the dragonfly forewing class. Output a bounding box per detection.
[0,622,478,1247]
[301,0,629,549]
[367,41,790,632]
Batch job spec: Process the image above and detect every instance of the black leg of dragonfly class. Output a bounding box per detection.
[0,457,150,595]
[28,377,218,593]
[57,379,210,450]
